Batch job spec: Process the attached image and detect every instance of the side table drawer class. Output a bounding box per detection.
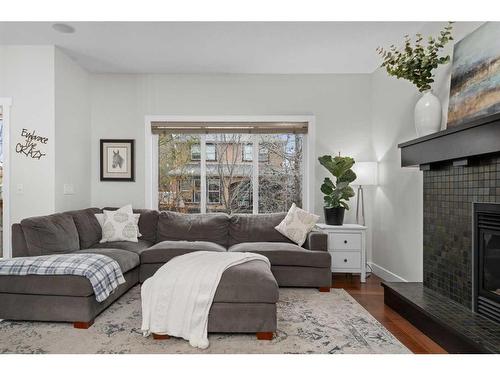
[331,251,361,269]
[330,233,361,250]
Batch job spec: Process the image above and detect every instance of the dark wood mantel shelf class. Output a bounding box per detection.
[398,113,500,168]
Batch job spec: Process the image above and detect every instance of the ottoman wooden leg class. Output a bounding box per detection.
[318,287,331,292]
[256,332,274,340]
[152,333,170,340]
[73,320,94,329]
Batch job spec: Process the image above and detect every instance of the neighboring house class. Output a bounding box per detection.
[158,133,302,214]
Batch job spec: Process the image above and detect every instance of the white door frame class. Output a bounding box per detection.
[0,98,12,258]
[144,115,315,213]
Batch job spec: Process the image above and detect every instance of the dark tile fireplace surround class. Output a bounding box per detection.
[382,115,500,353]
[423,156,500,309]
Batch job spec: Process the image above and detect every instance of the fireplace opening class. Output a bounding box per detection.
[473,202,500,323]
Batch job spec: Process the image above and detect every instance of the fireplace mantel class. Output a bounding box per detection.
[398,113,500,168]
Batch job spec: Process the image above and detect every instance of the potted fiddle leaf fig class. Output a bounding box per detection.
[318,155,356,225]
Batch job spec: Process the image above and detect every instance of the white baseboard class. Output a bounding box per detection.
[368,262,407,282]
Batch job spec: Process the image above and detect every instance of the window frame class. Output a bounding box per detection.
[146,115,314,215]
[242,143,253,162]
[206,143,217,162]
[258,146,269,162]
[178,177,200,203]
[190,144,201,161]
[207,177,221,204]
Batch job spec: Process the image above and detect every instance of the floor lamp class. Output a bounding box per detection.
[352,162,378,226]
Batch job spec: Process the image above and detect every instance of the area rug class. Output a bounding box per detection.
[0,287,410,354]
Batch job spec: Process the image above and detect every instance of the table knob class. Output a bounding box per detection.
[344,258,347,262]
[344,240,348,244]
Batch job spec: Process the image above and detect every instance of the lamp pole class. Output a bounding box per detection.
[356,185,365,226]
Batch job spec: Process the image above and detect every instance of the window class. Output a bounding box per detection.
[258,146,269,162]
[158,134,201,213]
[206,134,253,213]
[207,178,220,204]
[258,134,303,212]
[190,144,201,161]
[155,121,307,214]
[242,144,268,162]
[206,143,217,161]
[242,144,253,161]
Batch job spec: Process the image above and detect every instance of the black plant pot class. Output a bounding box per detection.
[324,207,345,226]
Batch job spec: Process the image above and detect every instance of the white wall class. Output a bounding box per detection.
[90,73,376,259]
[369,22,483,282]
[0,46,91,228]
[0,46,56,224]
[54,48,91,211]
[90,74,375,212]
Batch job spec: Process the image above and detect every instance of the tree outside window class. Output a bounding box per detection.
[158,132,303,214]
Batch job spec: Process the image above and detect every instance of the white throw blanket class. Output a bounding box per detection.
[141,251,270,349]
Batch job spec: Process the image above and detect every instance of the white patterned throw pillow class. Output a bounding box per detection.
[95,204,141,239]
[275,203,320,246]
[99,210,140,243]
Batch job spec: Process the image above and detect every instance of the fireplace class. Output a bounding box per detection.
[390,118,500,353]
[473,202,500,323]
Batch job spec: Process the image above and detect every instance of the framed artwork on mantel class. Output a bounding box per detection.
[100,139,135,181]
[447,22,500,128]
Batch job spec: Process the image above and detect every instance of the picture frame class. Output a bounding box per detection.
[100,139,135,181]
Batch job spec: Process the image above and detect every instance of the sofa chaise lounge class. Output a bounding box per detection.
[0,207,330,331]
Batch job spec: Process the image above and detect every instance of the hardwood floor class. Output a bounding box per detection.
[332,273,447,354]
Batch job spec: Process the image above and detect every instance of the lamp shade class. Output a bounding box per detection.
[352,162,378,186]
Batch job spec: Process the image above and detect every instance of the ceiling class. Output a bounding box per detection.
[0,22,427,74]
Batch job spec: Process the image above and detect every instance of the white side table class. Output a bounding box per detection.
[315,223,367,282]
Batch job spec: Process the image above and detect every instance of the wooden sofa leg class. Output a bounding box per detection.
[153,333,171,340]
[256,332,274,340]
[318,287,331,292]
[74,320,94,329]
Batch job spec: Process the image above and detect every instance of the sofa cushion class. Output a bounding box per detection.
[228,213,292,246]
[157,211,229,247]
[213,260,279,303]
[89,239,153,254]
[0,274,95,297]
[20,213,80,256]
[228,242,331,268]
[75,248,140,273]
[65,208,102,249]
[141,240,226,264]
[103,207,159,243]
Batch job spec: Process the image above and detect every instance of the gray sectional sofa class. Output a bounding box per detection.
[0,207,330,330]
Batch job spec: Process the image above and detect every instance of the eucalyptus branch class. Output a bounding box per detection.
[377,22,454,92]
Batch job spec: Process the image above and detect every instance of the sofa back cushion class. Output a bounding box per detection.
[157,211,229,247]
[229,213,293,246]
[20,213,80,256]
[103,207,159,243]
[12,223,30,258]
[65,208,102,249]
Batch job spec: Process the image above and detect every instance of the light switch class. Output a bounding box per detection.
[63,184,75,195]
[16,184,24,194]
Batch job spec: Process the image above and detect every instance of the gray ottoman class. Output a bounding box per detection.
[153,259,279,341]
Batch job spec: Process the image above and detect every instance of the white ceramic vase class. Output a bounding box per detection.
[414,90,442,137]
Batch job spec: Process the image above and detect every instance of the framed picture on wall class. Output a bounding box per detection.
[100,139,135,181]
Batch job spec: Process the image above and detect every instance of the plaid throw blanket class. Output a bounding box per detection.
[0,254,125,302]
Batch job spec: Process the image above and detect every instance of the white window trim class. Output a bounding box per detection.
[144,115,315,213]
[0,98,12,258]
